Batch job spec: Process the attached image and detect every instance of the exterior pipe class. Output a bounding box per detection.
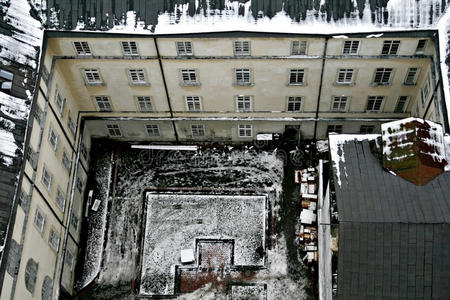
[313,37,329,140]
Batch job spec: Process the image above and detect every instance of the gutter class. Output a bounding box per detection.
[313,37,329,140]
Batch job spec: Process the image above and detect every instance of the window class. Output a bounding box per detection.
[331,96,348,112]
[186,96,202,111]
[55,92,66,116]
[360,125,375,134]
[366,96,384,112]
[25,259,38,293]
[287,96,302,112]
[235,69,251,85]
[291,41,307,55]
[121,41,138,55]
[41,166,52,191]
[336,69,354,84]
[106,124,121,137]
[146,124,160,136]
[421,78,430,107]
[342,41,360,55]
[234,41,250,55]
[236,95,252,112]
[0,68,14,94]
[48,127,58,151]
[26,147,38,170]
[180,69,199,85]
[41,276,53,300]
[48,228,60,251]
[128,69,147,85]
[68,115,76,136]
[416,39,427,54]
[71,211,79,231]
[18,189,30,210]
[327,125,343,134]
[404,67,419,85]
[395,96,408,113]
[83,69,103,84]
[381,40,400,55]
[95,96,112,112]
[137,96,153,112]
[41,65,50,84]
[34,104,43,125]
[6,239,21,277]
[191,124,205,137]
[76,177,84,194]
[56,188,66,211]
[65,249,74,269]
[238,124,252,137]
[62,151,71,173]
[34,208,45,233]
[373,68,392,85]
[80,142,88,159]
[176,41,193,55]
[289,69,305,85]
[73,41,92,55]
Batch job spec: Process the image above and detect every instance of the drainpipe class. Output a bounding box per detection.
[313,37,329,140]
[153,37,179,143]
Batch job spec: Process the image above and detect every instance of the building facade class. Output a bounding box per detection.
[0,30,449,299]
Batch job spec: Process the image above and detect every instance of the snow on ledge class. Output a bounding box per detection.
[329,134,380,186]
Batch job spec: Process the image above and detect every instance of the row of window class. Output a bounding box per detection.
[94,94,410,113]
[82,67,426,87]
[73,39,428,57]
[55,91,77,136]
[327,124,376,134]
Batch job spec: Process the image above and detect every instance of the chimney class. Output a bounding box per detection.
[381,117,448,185]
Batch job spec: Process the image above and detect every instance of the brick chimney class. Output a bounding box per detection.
[381,118,448,185]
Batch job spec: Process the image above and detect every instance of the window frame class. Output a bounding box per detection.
[106,124,122,137]
[327,125,343,134]
[48,227,60,252]
[68,114,77,136]
[146,124,160,137]
[381,40,400,55]
[291,40,308,55]
[94,95,113,112]
[286,96,302,112]
[83,69,104,85]
[185,96,202,112]
[336,68,355,85]
[331,96,349,112]
[360,125,375,134]
[404,67,420,85]
[191,124,205,137]
[342,40,360,55]
[48,126,59,151]
[121,41,139,56]
[180,69,200,86]
[236,95,253,112]
[136,96,154,112]
[41,166,52,192]
[394,96,409,113]
[73,41,92,56]
[62,150,71,173]
[234,68,252,86]
[176,41,193,56]
[238,124,253,138]
[372,68,393,86]
[415,39,427,54]
[25,259,38,294]
[128,69,149,86]
[56,187,66,212]
[366,96,385,112]
[33,208,45,233]
[55,91,66,116]
[233,41,251,56]
[288,69,306,85]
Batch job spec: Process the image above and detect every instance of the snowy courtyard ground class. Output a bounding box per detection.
[76,140,312,299]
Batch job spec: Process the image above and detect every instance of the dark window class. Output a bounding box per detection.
[289,69,305,84]
[287,96,302,112]
[360,125,375,134]
[121,41,138,55]
[25,259,38,293]
[327,125,343,134]
[366,96,384,112]
[416,39,427,54]
[41,276,53,300]
[373,68,392,84]
[343,41,360,54]
[6,239,21,277]
[395,96,408,113]
[381,40,400,55]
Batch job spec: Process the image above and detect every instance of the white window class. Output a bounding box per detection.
[416,39,427,54]
[342,40,360,55]
[327,125,343,134]
[404,68,419,85]
[121,41,138,56]
[146,124,160,136]
[395,96,408,113]
[128,69,147,85]
[176,41,193,55]
[186,96,202,111]
[373,68,392,85]
[287,96,302,112]
[56,188,66,211]
[62,151,71,173]
[381,40,400,55]
[331,96,348,112]
[48,228,60,251]
[236,95,252,112]
[234,41,250,56]
[106,124,121,137]
[366,96,384,112]
[137,96,153,112]
[235,69,251,85]
[180,69,199,85]
[291,41,307,55]
[191,124,205,137]
[41,166,52,191]
[336,69,354,84]
[95,96,112,112]
[76,177,84,194]
[73,41,92,55]
[289,69,305,85]
[238,124,252,137]
[360,125,375,134]
[48,127,58,151]
[421,77,430,107]
[65,249,74,269]
[34,209,45,233]
[68,114,76,136]
[83,69,103,84]
[55,92,66,116]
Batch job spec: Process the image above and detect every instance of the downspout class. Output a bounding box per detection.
[313,37,329,140]
[55,120,84,296]
[153,37,179,143]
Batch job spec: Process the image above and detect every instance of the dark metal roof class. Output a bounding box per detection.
[331,139,450,299]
